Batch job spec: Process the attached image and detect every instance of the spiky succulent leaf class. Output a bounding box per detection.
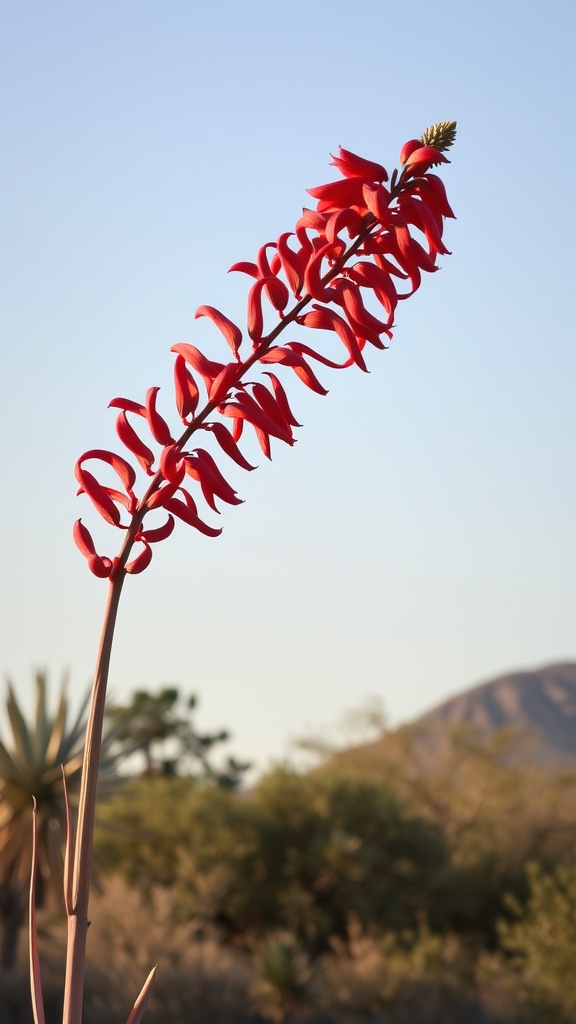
[6,684,35,768]
[0,673,120,904]
[45,687,68,765]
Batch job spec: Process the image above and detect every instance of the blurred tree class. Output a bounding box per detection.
[324,720,576,940]
[105,687,250,787]
[96,767,449,950]
[0,671,118,969]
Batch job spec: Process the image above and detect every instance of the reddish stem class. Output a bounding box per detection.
[61,208,387,1024]
[61,574,124,1024]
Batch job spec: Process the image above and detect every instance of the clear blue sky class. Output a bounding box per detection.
[1,0,575,773]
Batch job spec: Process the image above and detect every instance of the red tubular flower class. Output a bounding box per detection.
[345,262,397,319]
[300,307,368,372]
[171,343,226,394]
[114,411,156,474]
[195,305,243,358]
[276,233,305,298]
[202,421,257,471]
[402,145,449,177]
[330,147,388,181]
[222,389,294,444]
[125,542,153,575]
[306,177,369,213]
[159,444,186,485]
[259,346,329,396]
[139,516,175,544]
[144,388,174,445]
[173,354,200,422]
[75,450,137,526]
[399,139,423,165]
[209,362,242,404]
[163,492,223,538]
[73,520,114,578]
[263,373,302,428]
[362,184,393,225]
[184,448,243,511]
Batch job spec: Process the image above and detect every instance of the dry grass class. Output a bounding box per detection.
[1,879,520,1024]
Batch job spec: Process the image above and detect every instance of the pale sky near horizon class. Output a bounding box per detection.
[1,0,575,776]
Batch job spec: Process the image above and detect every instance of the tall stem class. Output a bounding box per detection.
[61,573,125,1024]
[59,210,391,1024]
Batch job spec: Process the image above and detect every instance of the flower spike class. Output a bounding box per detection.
[75,126,455,579]
[67,122,456,1024]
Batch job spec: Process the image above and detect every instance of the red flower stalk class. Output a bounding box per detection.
[53,122,456,1024]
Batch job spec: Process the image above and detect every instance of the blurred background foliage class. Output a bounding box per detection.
[1,680,576,1023]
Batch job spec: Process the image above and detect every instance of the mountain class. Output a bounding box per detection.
[416,661,576,766]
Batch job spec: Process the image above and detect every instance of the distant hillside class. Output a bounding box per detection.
[323,662,576,780]
[417,662,576,766]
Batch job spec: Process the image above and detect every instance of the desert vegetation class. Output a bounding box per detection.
[2,682,575,1023]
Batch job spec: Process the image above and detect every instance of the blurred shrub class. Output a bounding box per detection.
[497,862,576,1023]
[96,768,449,948]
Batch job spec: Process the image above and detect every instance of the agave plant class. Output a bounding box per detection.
[0,671,118,970]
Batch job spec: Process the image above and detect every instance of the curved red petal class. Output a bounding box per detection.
[330,147,388,182]
[276,232,305,298]
[300,307,367,371]
[87,554,114,578]
[140,514,175,544]
[209,362,242,404]
[228,261,259,278]
[145,388,173,446]
[262,372,302,428]
[74,468,122,526]
[163,497,223,538]
[108,397,146,416]
[173,354,199,421]
[202,421,256,471]
[115,412,155,474]
[125,543,153,575]
[171,343,225,393]
[76,449,137,492]
[195,305,243,357]
[73,519,96,558]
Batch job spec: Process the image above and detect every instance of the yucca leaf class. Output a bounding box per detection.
[6,683,35,767]
[0,736,32,788]
[45,683,69,766]
[42,754,83,787]
[32,671,50,765]
[65,685,93,752]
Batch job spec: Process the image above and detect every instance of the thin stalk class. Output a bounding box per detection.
[61,573,125,1024]
[60,209,388,1024]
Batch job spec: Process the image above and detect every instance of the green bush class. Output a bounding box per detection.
[498,862,576,1022]
[96,768,449,948]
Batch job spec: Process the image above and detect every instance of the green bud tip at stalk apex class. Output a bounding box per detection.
[420,121,457,152]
